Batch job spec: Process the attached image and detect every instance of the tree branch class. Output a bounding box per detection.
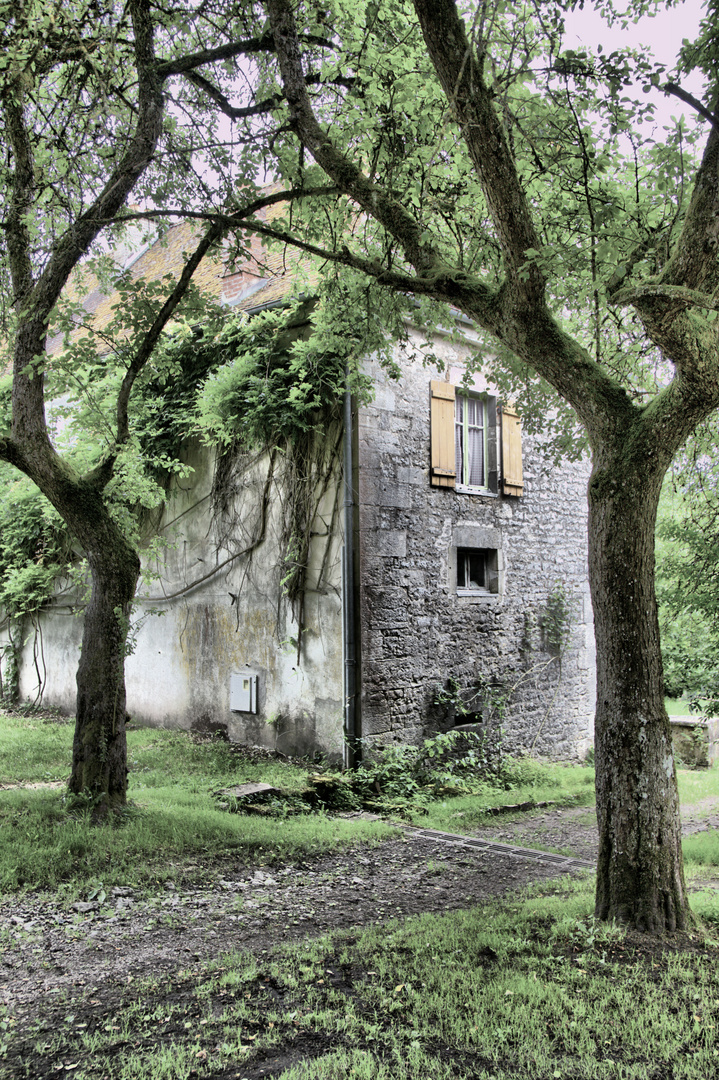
[110,221,224,461]
[182,68,354,123]
[611,283,719,312]
[412,0,545,305]
[156,32,335,78]
[657,118,719,297]
[664,82,719,131]
[28,0,165,351]
[266,0,443,279]
[0,435,29,474]
[182,70,285,120]
[2,88,36,308]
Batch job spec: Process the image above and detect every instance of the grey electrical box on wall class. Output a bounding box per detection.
[230,671,259,713]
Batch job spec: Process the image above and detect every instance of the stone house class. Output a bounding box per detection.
[4,220,596,762]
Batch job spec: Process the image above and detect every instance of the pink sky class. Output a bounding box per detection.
[563,0,708,130]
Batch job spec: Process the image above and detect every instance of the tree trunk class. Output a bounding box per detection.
[68,523,140,817]
[588,453,691,931]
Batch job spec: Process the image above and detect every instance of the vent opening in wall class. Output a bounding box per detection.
[230,671,259,713]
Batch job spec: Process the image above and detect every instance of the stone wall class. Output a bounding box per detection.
[2,331,596,763]
[356,331,595,760]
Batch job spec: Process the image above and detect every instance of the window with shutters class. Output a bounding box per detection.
[430,380,523,496]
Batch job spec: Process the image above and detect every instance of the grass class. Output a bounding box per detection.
[7,874,719,1080]
[0,710,395,895]
[409,757,597,832]
[2,708,718,893]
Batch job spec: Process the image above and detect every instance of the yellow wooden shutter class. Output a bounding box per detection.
[430,380,456,488]
[501,405,524,495]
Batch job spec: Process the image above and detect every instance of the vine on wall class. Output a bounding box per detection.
[0,274,403,682]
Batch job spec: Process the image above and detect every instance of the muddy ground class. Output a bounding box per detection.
[1,796,718,1078]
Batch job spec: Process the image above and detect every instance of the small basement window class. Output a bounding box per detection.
[456,547,500,595]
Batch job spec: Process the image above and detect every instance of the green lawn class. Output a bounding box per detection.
[2,708,718,895]
[0,710,394,895]
[2,710,719,1078]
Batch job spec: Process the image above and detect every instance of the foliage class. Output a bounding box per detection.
[656,469,719,710]
[0,468,72,620]
[252,0,719,927]
[195,284,381,450]
[539,582,573,657]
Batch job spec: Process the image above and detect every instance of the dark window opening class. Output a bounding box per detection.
[457,548,487,590]
[456,547,500,595]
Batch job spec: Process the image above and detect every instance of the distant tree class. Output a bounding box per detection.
[233,0,719,930]
[656,436,719,709]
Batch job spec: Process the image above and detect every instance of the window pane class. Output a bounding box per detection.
[454,395,486,488]
[467,551,485,589]
[468,426,484,487]
[457,548,487,590]
[455,398,464,485]
[466,396,481,426]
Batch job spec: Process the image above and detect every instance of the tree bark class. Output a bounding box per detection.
[589,448,690,930]
[70,541,140,815]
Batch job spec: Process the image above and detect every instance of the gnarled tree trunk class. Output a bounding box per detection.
[589,448,690,930]
[70,539,140,814]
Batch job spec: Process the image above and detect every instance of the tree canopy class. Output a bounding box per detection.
[243,0,719,931]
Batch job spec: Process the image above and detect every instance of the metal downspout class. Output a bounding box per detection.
[343,374,358,769]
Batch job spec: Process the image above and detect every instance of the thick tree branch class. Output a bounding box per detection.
[182,69,354,122]
[266,0,443,279]
[26,0,165,358]
[611,283,719,311]
[412,0,545,305]
[0,435,30,474]
[183,70,285,120]
[2,91,36,308]
[8,0,164,483]
[109,183,340,229]
[112,221,224,457]
[156,32,334,78]
[264,0,640,442]
[657,121,719,297]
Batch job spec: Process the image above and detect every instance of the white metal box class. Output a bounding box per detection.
[230,671,259,713]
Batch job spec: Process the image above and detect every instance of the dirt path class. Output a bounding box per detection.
[459,796,719,863]
[1,796,717,1077]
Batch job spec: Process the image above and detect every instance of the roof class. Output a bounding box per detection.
[45,196,305,358]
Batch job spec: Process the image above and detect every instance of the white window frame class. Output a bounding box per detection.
[455,392,494,495]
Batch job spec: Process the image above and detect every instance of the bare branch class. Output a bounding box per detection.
[664,82,719,131]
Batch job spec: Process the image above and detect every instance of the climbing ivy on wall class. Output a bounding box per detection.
[0,270,408,674]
